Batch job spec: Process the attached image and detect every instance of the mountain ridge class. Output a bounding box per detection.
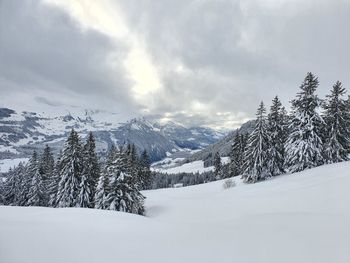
[0,107,225,162]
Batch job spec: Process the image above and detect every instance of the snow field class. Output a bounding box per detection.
[1,161,350,263]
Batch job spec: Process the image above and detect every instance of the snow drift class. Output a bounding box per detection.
[1,161,350,263]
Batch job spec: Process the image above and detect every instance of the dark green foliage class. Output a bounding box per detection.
[323,81,350,163]
[213,152,222,179]
[243,102,270,183]
[267,96,287,176]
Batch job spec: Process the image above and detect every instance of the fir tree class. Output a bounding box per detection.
[27,151,46,206]
[285,73,325,172]
[94,174,108,209]
[243,102,270,183]
[40,144,55,206]
[228,132,243,177]
[56,129,83,208]
[323,81,350,163]
[213,152,222,180]
[267,96,287,176]
[138,150,152,190]
[77,174,91,208]
[105,147,145,214]
[82,132,100,204]
[3,168,18,205]
[47,151,62,207]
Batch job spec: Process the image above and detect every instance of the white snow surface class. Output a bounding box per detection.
[1,162,350,263]
[0,158,29,173]
[153,156,230,174]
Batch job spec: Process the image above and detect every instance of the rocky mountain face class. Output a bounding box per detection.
[0,108,225,162]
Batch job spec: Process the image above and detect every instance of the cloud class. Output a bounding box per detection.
[1,0,350,129]
[118,0,350,128]
[0,0,138,117]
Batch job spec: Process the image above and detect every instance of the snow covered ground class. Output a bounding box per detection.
[0,158,29,173]
[1,161,350,263]
[152,156,230,174]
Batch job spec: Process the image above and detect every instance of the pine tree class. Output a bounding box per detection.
[77,174,91,208]
[40,144,55,206]
[323,81,350,163]
[27,151,46,206]
[56,129,83,208]
[285,73,325,172]
[82,132,100,205]
[267,96,287,176]
[243,102,270,183]
[213,152,222,180]
[47,151,62,207]
[228,132,243,177]
[3,168,18,205]
[94,174,108,209]
[104,146,145,214]
[138,150,152,190]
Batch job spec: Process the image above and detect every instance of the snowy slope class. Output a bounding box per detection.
[152,157,230,174]
[1,162,350,263]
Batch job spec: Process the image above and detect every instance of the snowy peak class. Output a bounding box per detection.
[0,108,224,162]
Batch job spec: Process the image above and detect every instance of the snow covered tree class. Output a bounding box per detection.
[322,81,350,163]
[3,167,19,205]
[56,129,83,208]
[47,151,62,207]
[137,150,152,190]
[82,132,100,204]
[26,151,46,206]
[267,96,287,176]
[105,147,145,215]
[213,152,222,180]
[77,174,91,208]
[94,174,108,209]
[228,132,245,177]
[285,73,325,173]
[243,102,270,183]
[40,144,55,206]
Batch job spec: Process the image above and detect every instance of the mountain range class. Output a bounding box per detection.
[0,107,225,162]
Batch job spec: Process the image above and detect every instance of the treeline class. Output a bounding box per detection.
[0,130,152,215]
[214,72,350,183]
[150,170,219,189]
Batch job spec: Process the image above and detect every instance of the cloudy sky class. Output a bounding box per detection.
[1,0,350,129]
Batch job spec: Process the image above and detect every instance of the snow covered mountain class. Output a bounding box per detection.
[0,107,224,162]
[2,161,350,263]
[184,119,256,163]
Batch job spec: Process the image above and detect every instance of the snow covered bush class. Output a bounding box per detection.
[223,179,236,189]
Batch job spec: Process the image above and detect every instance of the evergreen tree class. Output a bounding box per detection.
[105,147,145,214]
[323,81,350,163]
[27,151,46,206]
[3,168,18,205]
[267,96,287,176]
[138,150,152,190]
[82,132,100,204]
[94,174,108,209]
[40,144,55,206]
[285,73,325,172]
[243,102,270,183]
[56,129,83,208]
[213,152,222,180]
[228,132,243,177]
[47,151,62,207]
[77,174,91,208]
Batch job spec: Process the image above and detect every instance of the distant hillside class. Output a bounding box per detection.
[0,107,224,162]
[184,120,256,164]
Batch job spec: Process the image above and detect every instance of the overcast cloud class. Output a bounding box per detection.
[1,0,350,129]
